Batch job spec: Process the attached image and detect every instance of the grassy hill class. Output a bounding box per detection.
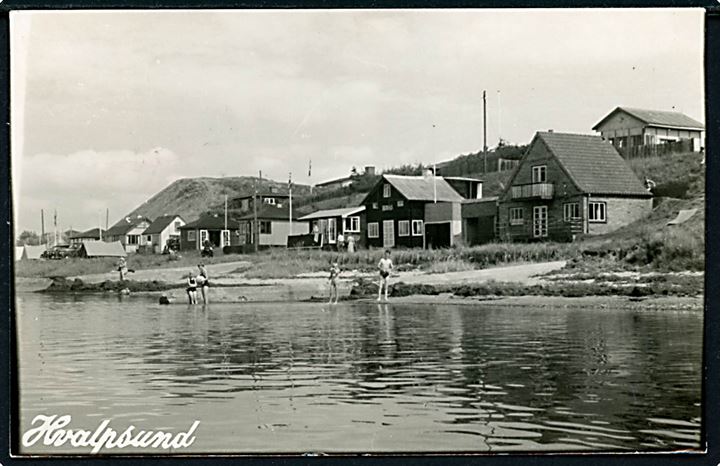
[122,177,310,225]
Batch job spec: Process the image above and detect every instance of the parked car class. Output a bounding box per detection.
[41,244,75,260]
[163,237,180,254]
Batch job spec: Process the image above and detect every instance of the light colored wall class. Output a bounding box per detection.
[259,220,310,246]
[424,202,461,224]
[586,196,653,235]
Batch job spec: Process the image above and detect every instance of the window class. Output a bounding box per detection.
[398,220,410,236]
[368,222,379,238]
[411,220,423,236]
[188,230,196,241]
[174,221,181,229]
[509,207,524,225]
[564,203,580,221]
[589,202,607,223]
[222,230,231,246]
[147,235,152,242]
[372,202,378,210]
[260,221,272,234]
[397,200,404,207]
[344,216,360,233]
[532,165,547,183]
[127,235,138,245]
[383,184,391,198]
[263,197,276,205]
[200,230,209,246]
[382,204,393,211]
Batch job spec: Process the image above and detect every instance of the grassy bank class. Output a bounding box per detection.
[14,250,246,278]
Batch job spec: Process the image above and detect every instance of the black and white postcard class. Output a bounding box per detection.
[9,7,709,456]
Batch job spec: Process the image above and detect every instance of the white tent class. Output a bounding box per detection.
[79,241,127,258]
[14,246,23,261]
[21,245,46,260]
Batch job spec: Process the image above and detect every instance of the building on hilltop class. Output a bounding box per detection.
[498,131,652,242]
[361,172,482,249]
[592,107,704,157]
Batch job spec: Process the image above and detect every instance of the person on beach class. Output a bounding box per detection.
[377,250,393,302]
[328,262,341,305]
[117,257,128,281]
[197,263,209,304]
[186,272,198,304]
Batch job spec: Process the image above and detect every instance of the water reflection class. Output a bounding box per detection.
[17,293,702,453]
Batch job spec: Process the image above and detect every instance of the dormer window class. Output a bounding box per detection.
[383,184,391,198]
[532,165,547,183]
[264,197,276,205]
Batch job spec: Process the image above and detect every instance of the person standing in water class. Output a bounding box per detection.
[328,262,341,305]
[186,272,198,304]
[197,263,209,304]
[377,250,393,302]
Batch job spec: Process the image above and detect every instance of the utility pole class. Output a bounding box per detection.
[483,90,488,174]
[253,171,260,253]
[40,209,45,247]
[288,172,293,236]
[224,194,228,248]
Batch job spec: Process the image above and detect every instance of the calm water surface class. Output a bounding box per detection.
[17,293,702,453]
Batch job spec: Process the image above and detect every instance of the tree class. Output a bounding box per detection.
[17,230,40,246]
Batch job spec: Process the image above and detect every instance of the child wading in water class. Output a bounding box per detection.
[377,249,393,302]
[186,272,198,304]
[328,262,341,305]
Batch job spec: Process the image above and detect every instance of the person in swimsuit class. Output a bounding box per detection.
[186,271,197,304]
[328,262,341,305]
[377,249,393,302]
[198,263,209,304]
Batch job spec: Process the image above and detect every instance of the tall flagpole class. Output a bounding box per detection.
[288,172,293,236]
[433,162,437,203]
[308,158,312,195]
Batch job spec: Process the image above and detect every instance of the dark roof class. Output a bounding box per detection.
[536,132,651,197]
[237,203,302,221]
[593,107,704,131]
[377,175,464,203]
[180,214,238,230]
[105,217,152,236]
[143,215,184,235]
[70,228,105,239]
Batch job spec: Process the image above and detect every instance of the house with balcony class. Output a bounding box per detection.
[361,173,481,249]
[498,131,652,241]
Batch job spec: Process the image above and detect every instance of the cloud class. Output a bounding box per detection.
[15,147,183,232]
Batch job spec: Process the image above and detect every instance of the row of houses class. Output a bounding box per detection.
[171,130,654,252]
[56,106,702,255]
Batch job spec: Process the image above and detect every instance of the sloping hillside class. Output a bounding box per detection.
[122,177,309,224]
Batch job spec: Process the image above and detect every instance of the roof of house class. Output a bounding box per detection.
[365,174,465,203]
[70,228,105,239]
[180,214,238,230]
[143,215,184,235]
[443,176,484,183]
[298,206,365,221]
[105,216,152,236]
[80,241,127,257]
[535,132,651,197]
[315,175,354,188]
[593,107,705,131]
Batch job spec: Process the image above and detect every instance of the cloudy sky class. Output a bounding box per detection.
[11,8,704,233]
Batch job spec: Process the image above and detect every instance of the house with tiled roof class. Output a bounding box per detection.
[142,215,185,253]
[361,173,482,249]
[593,107,704,154]
[498,131,652,241]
